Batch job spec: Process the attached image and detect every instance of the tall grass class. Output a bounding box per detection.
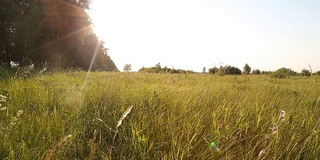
[0,72,319,159]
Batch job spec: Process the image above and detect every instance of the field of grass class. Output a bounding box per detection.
[0,72,319,159]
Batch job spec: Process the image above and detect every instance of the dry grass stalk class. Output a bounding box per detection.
[89,129,97,160]
[116,105,133,129]
[95,118,115,132]
[258,110,286,159]
[44,135,72,160]
[113,105,133,141]
[277,110,286,124]
[258,149,266,159]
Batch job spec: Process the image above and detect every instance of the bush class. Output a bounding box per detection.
[314,71,320,76]
[261,71,273,75]
[209,65,241,75]
[252,69,261,75]
[272,68,297,78]
[139,65,194,74]
[209,67,219,74]
[301,69,311,77]
[222,65,242,75]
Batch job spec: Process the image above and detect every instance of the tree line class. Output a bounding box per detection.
[0,0,117,71]
[137,63,195,74]
[126,63,319,78]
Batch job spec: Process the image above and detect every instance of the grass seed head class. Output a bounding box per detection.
[116,105,133,128]
[44,134,72,160]
[271,126,278,135]
[258,149,266,159]
[113,105,134,141]
[279,110,286,121]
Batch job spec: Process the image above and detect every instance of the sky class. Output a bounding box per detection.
[89,0,320,72]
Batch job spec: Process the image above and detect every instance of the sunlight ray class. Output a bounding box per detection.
[82,41,100,89]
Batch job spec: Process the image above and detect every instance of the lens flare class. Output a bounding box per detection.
[83,41,100,89]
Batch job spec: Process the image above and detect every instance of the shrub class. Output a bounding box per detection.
[272,67,297,78]
[209,65,242,75]
[222,65,242,75]
[301,69,311,77]
[314,71,320,76]
[252,69,261,75]
[209,67,219,74]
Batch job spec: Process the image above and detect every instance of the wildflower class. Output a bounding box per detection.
[0,107,7,111]
[17,110,24,117]
[10,117,18,127]
[38,67,47,75]
[0,94,7,102]
[10,61,19,67]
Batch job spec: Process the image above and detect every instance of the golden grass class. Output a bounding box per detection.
[0,72,319,159]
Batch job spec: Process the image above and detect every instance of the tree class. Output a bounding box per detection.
[36,0,95,68]
[243,63,251,74]
[123,64,132,72]
[301,69,311,77]
[252,69,261,75]
[272,68,297,78]
[155,63,161,69]
[209,67,219,74]
[202,67,206,73]
[0,0,42,65]
[209,65,241,75]
[138,65,194,74]
[223,65,242,75]
[0,0,118,71]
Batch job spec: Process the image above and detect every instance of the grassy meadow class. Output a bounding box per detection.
[0,71,319,159]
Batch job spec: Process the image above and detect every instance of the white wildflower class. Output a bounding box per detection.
[29,63,34,68]
[0,94,7,102]
[39,67,47,74]
[10,61,19,67]
[17,110,24,117]
[0,107,7,111]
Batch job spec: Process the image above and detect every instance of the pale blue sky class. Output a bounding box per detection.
[89,0,320,72]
